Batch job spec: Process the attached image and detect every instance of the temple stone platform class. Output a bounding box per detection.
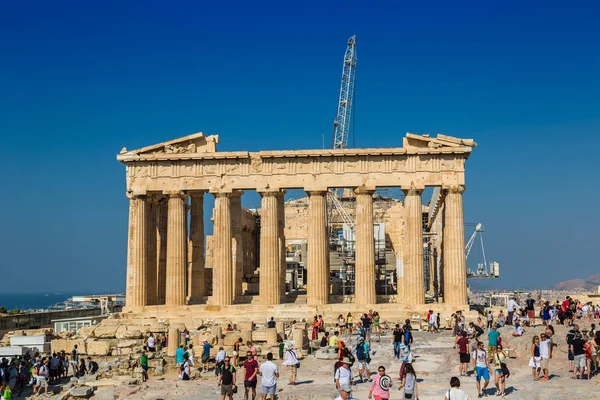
[116,300,479,328]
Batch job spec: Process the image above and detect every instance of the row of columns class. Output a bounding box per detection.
[125,185,468,308]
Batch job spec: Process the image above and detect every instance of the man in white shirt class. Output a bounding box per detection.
[507,298,520,325]
[539,333,552,381]
[334,357,353,400]
[471,341,491,397]
[258,352,279,400]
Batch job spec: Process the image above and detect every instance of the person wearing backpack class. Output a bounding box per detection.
[217,356,237,400]
[356,336,371,383]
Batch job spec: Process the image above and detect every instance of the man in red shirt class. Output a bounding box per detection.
[243,351,259,400]
[455,331,470,376]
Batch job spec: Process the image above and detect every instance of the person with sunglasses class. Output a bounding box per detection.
[217,356,237,400]
[368,365,393,400]
[243,351,259,400]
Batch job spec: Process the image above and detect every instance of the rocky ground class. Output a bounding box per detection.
[78,322,598,400]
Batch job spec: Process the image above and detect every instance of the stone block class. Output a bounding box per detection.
[115,329,143,340]
[94,326,118,339]
[116,340,139,348]
[70,387,94,398]
[86,340,112,356]
[222,332,242,346]
[78,326,96,339]
[52,339,86,354]
[237,322,253,331]
[266,328,277,345]
[77,374,98,384]
[241,330,253,345]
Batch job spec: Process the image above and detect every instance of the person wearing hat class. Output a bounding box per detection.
[335,357,354,400]
[202,339,212,372]
[282,343,299,385]
[356,336,371,383]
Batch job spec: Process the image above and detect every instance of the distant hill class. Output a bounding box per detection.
[553,275,600,291]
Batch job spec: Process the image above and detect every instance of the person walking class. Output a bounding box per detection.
[529,336,541,381]
[472,341,491,398]
[243,350,259,400]
[175,344,185,369]
[334,357,354,400]
[525,294,536,327]
[346,313,354,336]
[217,356,237,400]
[35,359,50,398]
[368,365,393,400]
[444,376,469,400]
[487,326,500,359]
[493,344,508,397]
[400,363,418,399]
[570,331,587,379]
[392,324,403,360]
[140,347,149,382]
[233,338,243,367]
[258,353,279,400]
[487,311,494,330]
[338,314,346,336]
[355,336,371,383]
[202,339,213,372]
[282,344,299,385]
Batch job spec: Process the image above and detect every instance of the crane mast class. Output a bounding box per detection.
[332,35,357,149]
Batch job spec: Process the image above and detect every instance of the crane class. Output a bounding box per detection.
[465,223,500,278]
[332,35,357,149]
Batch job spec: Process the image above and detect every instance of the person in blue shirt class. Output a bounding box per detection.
[175,344,185,368]
[202,338,213,372]
[487,326,501,358]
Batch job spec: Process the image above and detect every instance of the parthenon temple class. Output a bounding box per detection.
[117,132,476,316]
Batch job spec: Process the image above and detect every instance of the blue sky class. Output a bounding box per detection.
[0,1,598,293]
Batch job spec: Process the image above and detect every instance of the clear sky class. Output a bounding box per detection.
[1,1,598,293]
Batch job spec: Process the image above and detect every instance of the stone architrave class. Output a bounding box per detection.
[354,187,376,305]
[188,192,205,303]
[443,185,468,305]
[230,191,244,300]
[156,198,168,305]
[146,197,158,305]
[306,190,329,305]
[126,194,147,307]
[403,187,425,305]
[259,191,280,305]
[277,191,287,299]
[165,192,187,306]
[213,192,234,305]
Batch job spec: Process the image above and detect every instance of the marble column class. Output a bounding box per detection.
[306,190,329,305]
[126,194,147,307]
[188,192,205,303]
[259,191,280,305]
[213,192,234,305]
[156,198,168,305]
[165,192,187,306]
[277,191,287,300]
[443,185,468,305]
[230,191,244,300]
[146,197,158,305]
[354,187,376,305]
[403,188,425,305]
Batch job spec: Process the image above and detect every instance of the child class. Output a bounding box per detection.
[278,338,285,360]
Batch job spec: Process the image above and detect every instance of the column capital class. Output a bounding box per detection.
[258,189,282,197]
[230,190,244,199]
[402,187,424,196]
[354,186,376,195]
[126,192,147,200]
[443,185,466,194]
[212,192,232,199]
[164,190,186,199]
[306,190,328,197]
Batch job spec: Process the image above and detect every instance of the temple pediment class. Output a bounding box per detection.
[403,133,477,149]
[120,132,219,156]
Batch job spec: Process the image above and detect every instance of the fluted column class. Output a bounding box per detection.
[156,198,168,305]
[213,192,234,305]
[188,192,205,303]
[306,190,329,305]
[403,187,425,305]
[146,197,158,305]
[126,194,147,308]
[277,191,287,300]
[230,191,244,300]
[354,187,376,305]
[165,192,187,306]
[259,191,280,305]
[443,185,468,305]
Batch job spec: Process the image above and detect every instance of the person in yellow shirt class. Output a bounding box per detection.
[329,331,340,347]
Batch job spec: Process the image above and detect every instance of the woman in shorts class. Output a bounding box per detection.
[338,314,346,336]
[493,344,508,397]
[529,336,541,381]
[346,313,354,336]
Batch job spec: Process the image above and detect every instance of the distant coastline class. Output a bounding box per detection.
[0,292,119,312]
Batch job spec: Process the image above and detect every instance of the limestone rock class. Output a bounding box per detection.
[86,340,112,356]
[69,386,94,398]
[117,340,139,348]
[115,327,144,339]
[94,326,118,339]
[78,326,96,339]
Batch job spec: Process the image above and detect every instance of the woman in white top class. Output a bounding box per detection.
[282,345,299,385]
[401,363,418,399]
[444,376,469,400]
[338,314,346,336]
